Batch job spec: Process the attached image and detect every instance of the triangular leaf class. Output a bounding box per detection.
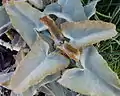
[84,0,100,18]
[80,46,120,88]
[39,86,55,95]
[4,1,45,47]
[61,0,87,21]
[44,3,62,14]
[61,20,117,48]
[0,72,13,85]
[0,6,10,28]
[9,38,69,93]
[8,37,48,91]
[58,68,120,96]
[28,0,44,9]
[38,72,61,86]
[46,81,76,96]
[0,6,11,36]
[44,0,87,21]
[12,1,44,28]
[58,46,120,96]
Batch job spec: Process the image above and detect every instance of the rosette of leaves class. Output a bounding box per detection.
[0,0,120,96]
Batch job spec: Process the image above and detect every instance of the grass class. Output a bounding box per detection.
[91,0,120,78]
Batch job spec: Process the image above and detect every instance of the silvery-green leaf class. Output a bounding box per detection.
[38,72,61,86]
[21,73,60,96]
[28,0,55,10]
[56,18,66,26]
[10,91,23,96]
[36,30,55,52]
[58,68,119,96]
[46,81,76,96]
[0,22,12,36]
[4,1,45,47]
[58,0,64,5]
[0,6,11,35]
[0,6,10,28]
[44,3,70,21]
[0,72,13,84]
[11,90,32,96]
[9,38,69,93]
[11,34,25,50]
[44,3,62,16]
[58,46,120,96]
[4,6,36,47]
[22,87,35,96]
[10,90,33,96]
[44,0,87,21]
[80,46,120,89]
[12,1,44,28]
[8,38,49,92]
[39,86,55,95]
[28,0,44,9]
[44,2,62,13]
[61,0,87,21]
[61,20,117,48]
[84,0,100,18]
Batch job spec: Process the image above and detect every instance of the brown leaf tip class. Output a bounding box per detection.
[40,16,54,26]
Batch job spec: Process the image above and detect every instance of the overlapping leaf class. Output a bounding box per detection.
[84,0,100,18]
[4,1,45,47]
[28,0,44,9]
[44,0,100,21]
[44,0,87,21]
[58,46,120,96]
[0,6,10,28]
[61,20,117,48]
[1,0,119,95]
[10,72,60,96]
[8,37,69,93]
[17,73,61,96]
[0,6,11,36]
[0,72,13,85]
[46,81,77,96]
[37,72,61,86]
